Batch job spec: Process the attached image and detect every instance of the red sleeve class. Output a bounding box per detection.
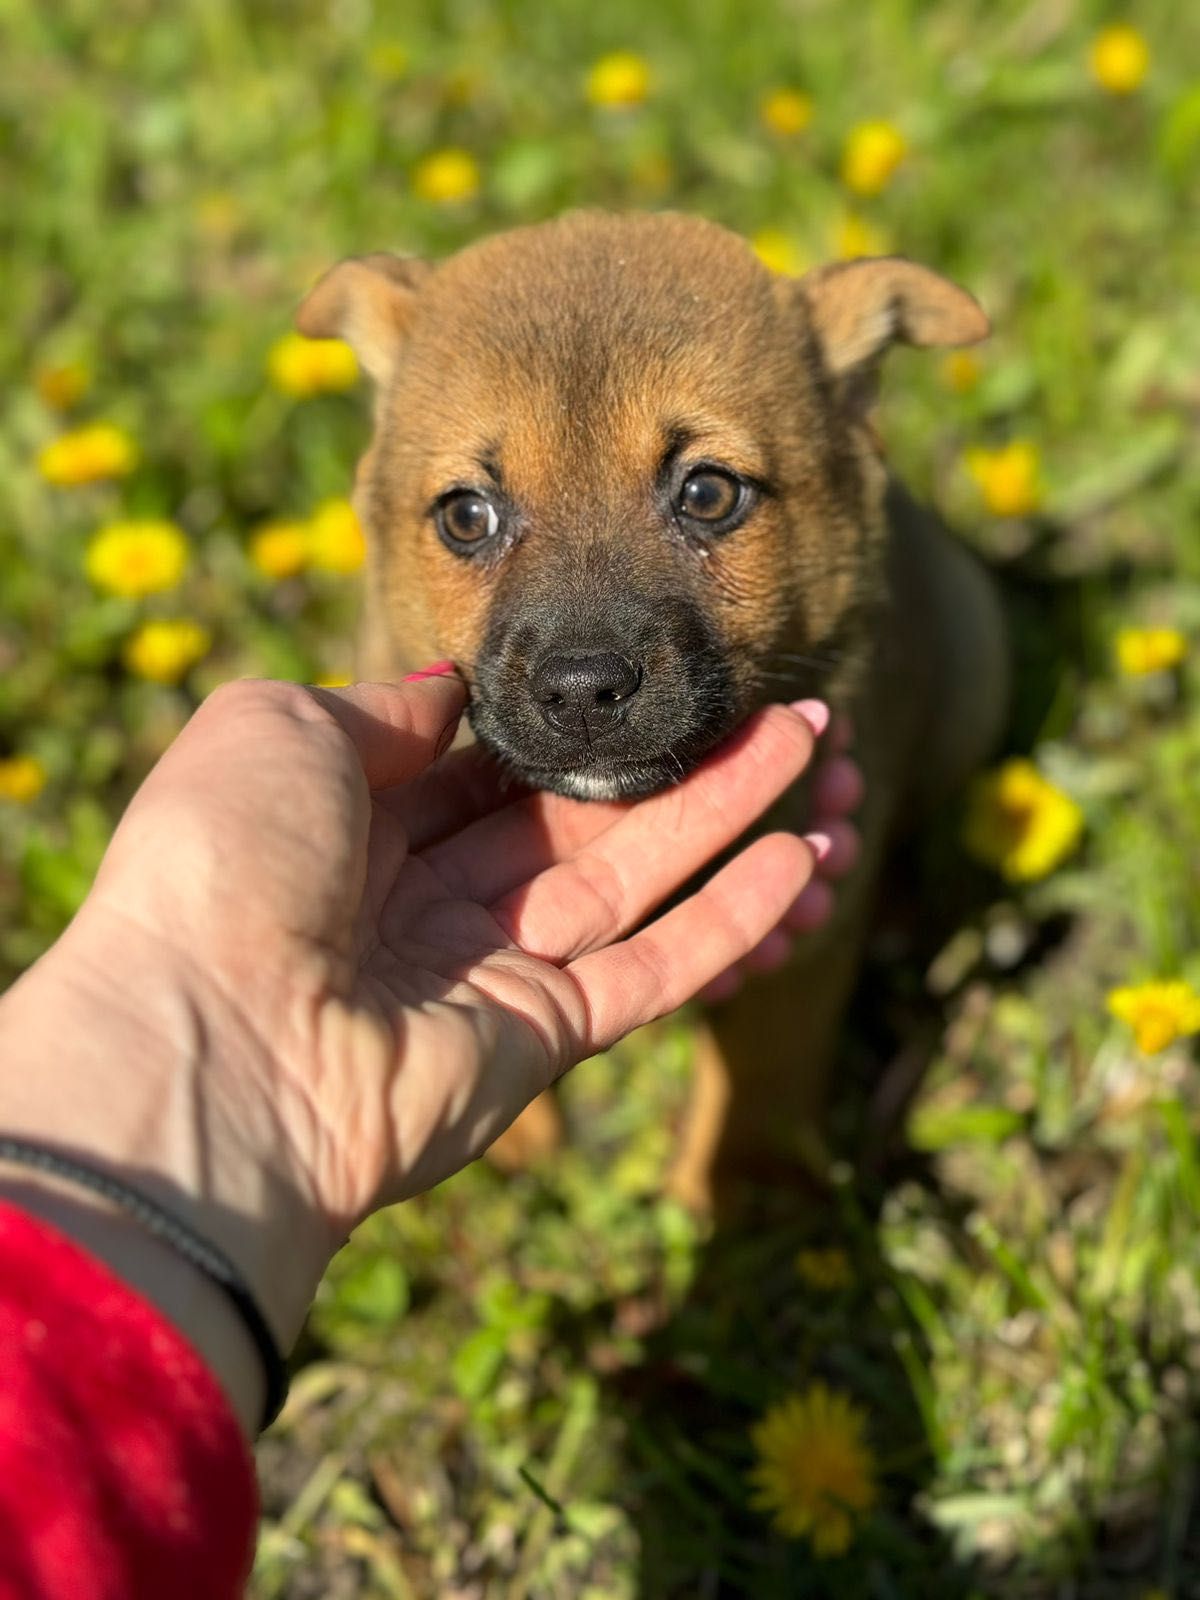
[0,1200,258,1600]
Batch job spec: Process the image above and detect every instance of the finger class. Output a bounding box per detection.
[783,877,834,933]
[827,714,854,755]
[805,819,860,880]
[380,744,530,850]
[306,676,468,790]
[809,755,865,819]
[418,786,630,904]
[422,703,814,909]
[697,967,746,1005]
[742,927,795,973]
[569,833,813,1052]
[490,705,818,960]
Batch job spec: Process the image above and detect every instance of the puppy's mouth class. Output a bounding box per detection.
[467,694,737,801]
[502,747,720,801]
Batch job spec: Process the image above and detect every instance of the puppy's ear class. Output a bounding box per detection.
[296,253,431,387]
[799,256,988,385]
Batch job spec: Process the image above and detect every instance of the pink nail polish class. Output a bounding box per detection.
[402,659,457,683]
[804,830,833,862]
[790,698,830,736]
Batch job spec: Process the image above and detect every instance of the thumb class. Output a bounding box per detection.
[307,672,468,790]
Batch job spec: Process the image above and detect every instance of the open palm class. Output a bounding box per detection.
[94,675,837,1229]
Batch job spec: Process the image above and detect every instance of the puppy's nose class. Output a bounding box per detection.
[531,651,642,736]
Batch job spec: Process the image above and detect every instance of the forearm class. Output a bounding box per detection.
[0,903,332,1435]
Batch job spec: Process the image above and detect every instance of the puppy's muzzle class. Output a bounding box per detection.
[530,650,642,739]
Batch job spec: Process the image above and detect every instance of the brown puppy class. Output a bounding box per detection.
[298,211,1008,1210]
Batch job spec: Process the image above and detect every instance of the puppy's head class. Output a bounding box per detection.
[299,212,986,798]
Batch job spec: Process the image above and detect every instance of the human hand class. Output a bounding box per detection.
[0,672,833,1373]
[699,708,864,1003]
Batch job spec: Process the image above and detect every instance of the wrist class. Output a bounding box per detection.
[0,904,335,1416]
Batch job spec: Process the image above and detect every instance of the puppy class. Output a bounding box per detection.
[298,211,1008,1210]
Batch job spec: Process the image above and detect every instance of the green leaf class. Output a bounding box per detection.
[452,1326,507,1403]
[909,1103,1024,1152]
[335,1255,409,1324]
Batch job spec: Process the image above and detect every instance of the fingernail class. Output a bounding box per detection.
[403,659,457,683]
[789,698,830,737]
[804,830,833,862]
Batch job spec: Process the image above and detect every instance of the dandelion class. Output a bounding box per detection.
[760,87,814,137]
[1114,626,1186,678]
[751,228,808,276]
[267,333,359,398]
[412,148,481,204]
[249,520,310,580]
[795,1248,852,1291]
[840,120,907,196]
[962,758,1083,882]
[123,619,212,685]
[314,672,352,688]
[965,441,1042,517]
[1089,25,1150,95]
[307,499,366,573]
[749,1383,877,1555]
[585,51,651,109]
[85,519,189,599]
[833,211,891,261]
[35,361,90,413]
[37,423,137,487]
[940,350,982,394]
[1108,980,1200,1056]
[0,755,47,805]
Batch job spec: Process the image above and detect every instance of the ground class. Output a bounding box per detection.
[2,1,1200,1595]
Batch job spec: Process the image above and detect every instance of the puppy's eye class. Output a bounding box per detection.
[436,490,501,551]
[676,468,745,527]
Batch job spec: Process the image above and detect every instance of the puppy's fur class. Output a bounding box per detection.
[299,212,1008,1208]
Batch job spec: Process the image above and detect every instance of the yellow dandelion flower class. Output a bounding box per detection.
[795,1248,853,1291]
[249,520,310,581]
[965,441,1042,518]
[1114,626,1186,678]
[962,758,1083,882]
[940,350,983,394]
[412,148,481,204]
[1089,25,1150,95]
[760,87,814,138]
[751,228,808,277]
[123,619,212,685]
[307,499,366,573]
[833,211,892,261]
[749,1383,877,1555]
[267,333,359,398]
[1108,980,1200,1056]
[585,51,652,110]
[0,755,48,805]
[840,120,907,196]
[37,423,137,487]
[85,519,190,599]
[35,361,90,413]
[314,672,352,688]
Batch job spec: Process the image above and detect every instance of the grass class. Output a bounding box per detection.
[3,0,1200,1593]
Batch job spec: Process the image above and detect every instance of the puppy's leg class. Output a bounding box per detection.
[486,1090,565,1171]
[668,932,865,1213]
